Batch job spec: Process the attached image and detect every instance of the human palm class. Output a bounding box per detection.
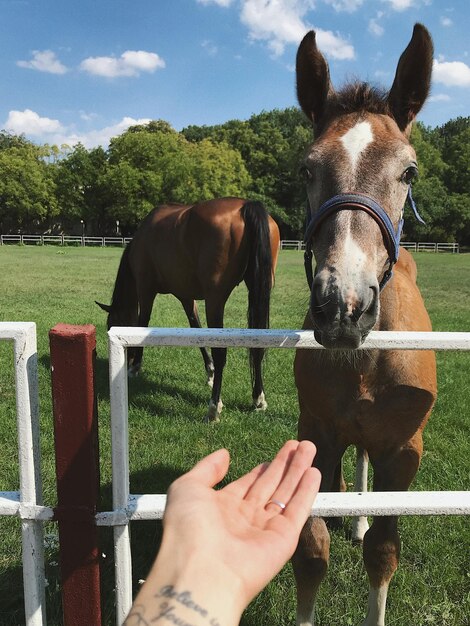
[163,440,321,606]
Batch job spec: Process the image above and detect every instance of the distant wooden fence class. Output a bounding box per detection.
[279,240,460,253]
[0,235,460,253]
[0,235,132,247]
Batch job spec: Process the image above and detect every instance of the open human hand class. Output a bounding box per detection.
[161,440,321,607]
[126,440,321,626]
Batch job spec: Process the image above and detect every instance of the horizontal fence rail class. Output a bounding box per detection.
[94,490,470,527]
[0,234,132,247]
[106,326,470,624]
[0,323,46,626]
[0,235,460,253]
[279,240,460,253]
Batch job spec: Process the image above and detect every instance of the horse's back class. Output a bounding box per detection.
[127,197,274,300]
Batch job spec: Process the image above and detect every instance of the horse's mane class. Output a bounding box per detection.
[110,242,137,311]
[318,81,391,131]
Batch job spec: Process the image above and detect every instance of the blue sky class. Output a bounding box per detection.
[1,0,469,148]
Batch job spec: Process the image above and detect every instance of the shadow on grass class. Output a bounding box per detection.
[90,354,257,420]
[0,461,183,626]
[100,461,182,625]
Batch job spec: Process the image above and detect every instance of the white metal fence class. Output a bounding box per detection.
[1,325,470,625]
[0,323,48,626]
[103,326,470,625]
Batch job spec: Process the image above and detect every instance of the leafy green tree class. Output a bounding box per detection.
[0,141,58,230]
[183,108,311,235]
[441,127,470,195]
[103,126,251,228]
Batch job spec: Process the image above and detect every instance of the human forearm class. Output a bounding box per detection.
[124,541,244,626]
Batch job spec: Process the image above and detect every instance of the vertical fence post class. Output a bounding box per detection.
[49,324,101,626]
[14,322,46,626]
[108,333,132,625]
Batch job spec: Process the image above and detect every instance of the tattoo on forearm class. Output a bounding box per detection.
[125,586,222,626]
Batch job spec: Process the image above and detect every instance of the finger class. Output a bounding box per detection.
[184,448,230,488]
[222,462,269,498]
[282,466,321,530]
[244,440,300,503]
[264,440,317,514]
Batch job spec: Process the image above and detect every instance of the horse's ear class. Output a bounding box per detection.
[388,23,433,135]
[296,30,334,126]
[95,301,112,313]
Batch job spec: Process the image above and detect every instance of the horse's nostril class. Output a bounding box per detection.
[311,282,330,320]
[366,285,379,313]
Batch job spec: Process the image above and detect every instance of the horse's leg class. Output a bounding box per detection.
[325,459,346,531]
[128,291,156,377]
[250,347,267,410]
[204,298,226,422]
[180,298,215,387]
[292,424,344,626]
[361,435,423,626]
[352,447,370,543]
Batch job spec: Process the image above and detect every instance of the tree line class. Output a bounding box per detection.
[0,110,468,243]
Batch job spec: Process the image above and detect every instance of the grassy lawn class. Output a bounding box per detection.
[0,245,469,625]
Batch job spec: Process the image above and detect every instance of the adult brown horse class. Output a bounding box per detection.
[97,197,279,422]
[292,25,437,625]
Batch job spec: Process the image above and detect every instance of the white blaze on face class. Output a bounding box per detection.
[340,120,374,174]
[336,226,368,314]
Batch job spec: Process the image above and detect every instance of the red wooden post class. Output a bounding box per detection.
[49,324,102,626]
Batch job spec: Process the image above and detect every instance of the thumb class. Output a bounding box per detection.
[185,448,230,487]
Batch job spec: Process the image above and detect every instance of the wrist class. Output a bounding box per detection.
[126,539,245,626]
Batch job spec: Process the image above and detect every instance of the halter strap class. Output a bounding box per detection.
[303,188,421,292]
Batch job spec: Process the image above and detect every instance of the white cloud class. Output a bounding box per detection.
[202,40,219,56]
[17,50,68,74]
[59,117,153,148]
[79,111,98,122]
[440,16,452,27]
[80,50,165,78]
[433,59,470,87]
[323,0,364,12]
[368,16,384,37]
[2,110,153,148]
[429,93,451,102]
[197,0,234,5]
[316,30,355,59]
[374,69,390,79]
[240,0,354,59]
[381,0,414,10]
[4,109,64,136]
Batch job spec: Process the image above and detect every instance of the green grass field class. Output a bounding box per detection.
[0,246,469,626]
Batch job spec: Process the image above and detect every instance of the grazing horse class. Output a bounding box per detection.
[292,25,437,626]
[97,197,280,422]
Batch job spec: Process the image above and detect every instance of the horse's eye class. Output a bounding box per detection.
[301,166,313,181]
[401,166,418,185]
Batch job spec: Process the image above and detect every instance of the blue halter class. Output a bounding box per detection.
[303,186,424,291]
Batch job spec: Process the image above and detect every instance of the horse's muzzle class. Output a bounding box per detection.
[310,276,379,349]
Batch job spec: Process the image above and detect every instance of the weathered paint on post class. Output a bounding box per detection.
[49,324,101,626]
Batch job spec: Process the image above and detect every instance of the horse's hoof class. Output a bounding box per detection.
[253,392,267,411]
[205,399,223,423]
[128,364,141,377]
[352,516,369,544]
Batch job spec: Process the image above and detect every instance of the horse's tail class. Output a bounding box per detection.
[241,201,274,382]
